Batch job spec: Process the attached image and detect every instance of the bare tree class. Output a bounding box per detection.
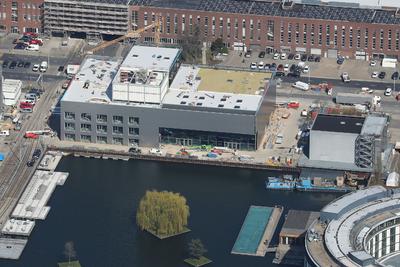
[179,25,203,64]
[64,241,77,263]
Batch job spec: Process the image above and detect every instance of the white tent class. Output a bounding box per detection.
[386,172,400,187]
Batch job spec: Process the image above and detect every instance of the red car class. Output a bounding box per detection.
[29,39,43,46]
[24,32,38,38]
[20,102,35,109]
[24,132,39,139]
[287,101,300,109]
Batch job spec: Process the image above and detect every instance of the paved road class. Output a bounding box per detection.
[2,71,64,82]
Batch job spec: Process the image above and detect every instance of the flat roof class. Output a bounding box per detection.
[119,45,180,73]
[170,65,271,94]
[162,89,262,114]
[281,210,320,237]
[131,0,400,25]
[62,56,121,103]
[361,115,387,136]
[312,114,365,134]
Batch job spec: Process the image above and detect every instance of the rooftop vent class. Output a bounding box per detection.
[180,101,187,105]
[236,99,243,103]
[199,96,205,100]
[281,0,294,10]
[340,121,346,125]
[196,103,203,106]
[356,122,363,126]
[164,57,170,60]
[218,104,224,108]
[234,105,241,109]
[220,98,227,102]
[132,54,139,57]
[183,95,189,99]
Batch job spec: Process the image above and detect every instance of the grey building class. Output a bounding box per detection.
[60,46,275,150]
[300,113,389,172]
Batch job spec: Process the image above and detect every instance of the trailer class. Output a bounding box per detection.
[335,92,373,105]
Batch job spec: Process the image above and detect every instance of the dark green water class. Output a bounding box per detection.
[1,157,341,267]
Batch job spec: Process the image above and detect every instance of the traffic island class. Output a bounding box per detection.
[147,227,191,240]
[58,260,82,267]
[184,256,212,267]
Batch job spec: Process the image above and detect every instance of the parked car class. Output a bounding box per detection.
[287,101,300,108]
[371,71,379,78]
[392,71,399,80]
[258,51,265,58]
[24,62,31,68]
[33,149,42,159]
[283,64,290,72]
[32,64,40,72]
[29,39,43,46]
[128,147,142,154]
[9,61,17,69]
[307,55,315,62]
[273,53,280,60]
[280,53,287,60]
[337,56,344,65]
[2,61,9,68]
[314,56,321,62]
[370,60,377,67]
[385,87,393,96]
[378,71,386,79]
[288,53,295,60]
[14,43,26,50]
[270,62,277,71]
[303,65,309,73]
[149,148,163,156]
[58,66,65,72]
[341,72,351,82]
[27,159,35,167]
[250,62,257,69]
[277,64,284,71]
[258,61,264,70]
[244,51,252,58]
[301,54,308,61]
[17,61,24,68]
[264,63,271,70]
[294,54,301,60]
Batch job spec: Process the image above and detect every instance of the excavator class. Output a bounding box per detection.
[86,17,163,54]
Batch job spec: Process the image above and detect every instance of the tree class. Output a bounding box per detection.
[210,38,226,55]
[63,241,77,263]
[136,190,190,236]
[188,239,207,259]
[179,25,203,63]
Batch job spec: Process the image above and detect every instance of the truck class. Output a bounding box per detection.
[292,81,310,91]
[341,72,351,83]
[335,92,373,106]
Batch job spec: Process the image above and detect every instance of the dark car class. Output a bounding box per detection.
[270,62,277,71]
[58,66,65,72]
[379,71,386,79]
[33,149,42,159]
[258,51,265,58]
[129,147,142,154]
[244,50,252,58]
[17,61,24,68]
[314,56,321,62]
[288,72,301,78]
[337,57,344,65]
[288,53,295,60]
[2,61,9,68]
[14,43,26,50]
[28,88,44,95]
[9,61,17,69]
[27,159,35,167]
[24,62,31,68]
[277,64,284,71]
[301,54,308,61]
[290,64,296,72]
[275,71,285,77]
[307,55,315,62]
[264,63,271,70]
[392,71,399,80]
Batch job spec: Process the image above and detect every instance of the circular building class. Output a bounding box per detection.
[306,186,400,267]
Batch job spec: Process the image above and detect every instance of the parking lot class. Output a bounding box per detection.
[220,48,400,84]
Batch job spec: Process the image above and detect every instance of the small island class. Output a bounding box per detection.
[184,239,212,267]
[136,190,190,239]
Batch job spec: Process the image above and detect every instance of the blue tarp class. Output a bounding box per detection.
[0,153,4,161]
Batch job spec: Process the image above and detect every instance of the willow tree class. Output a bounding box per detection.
[136,190,190,236]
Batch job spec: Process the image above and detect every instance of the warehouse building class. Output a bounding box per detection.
[2,79,22,106]
[299,113,389,172]
[60,45,275,150]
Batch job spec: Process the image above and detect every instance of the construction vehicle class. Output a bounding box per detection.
[86,17,163,54]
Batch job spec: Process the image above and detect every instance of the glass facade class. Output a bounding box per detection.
[159,128,256,150]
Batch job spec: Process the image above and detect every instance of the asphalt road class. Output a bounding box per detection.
[281,75,398,90]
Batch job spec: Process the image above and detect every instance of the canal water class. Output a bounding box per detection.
[1,157,341,267]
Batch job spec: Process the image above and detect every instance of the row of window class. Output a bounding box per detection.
[64,134,139,146]
[64,112,139,125]
[9,2,41,9]
[367,226,400,259]
[65,122,139,135]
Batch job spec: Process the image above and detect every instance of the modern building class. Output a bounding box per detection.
[299,114,389,172]
[60,45,275,150]
[0,0,43,34]
[2,79,22,106]
[306,186,400,267]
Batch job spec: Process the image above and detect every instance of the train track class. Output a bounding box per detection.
[0,78,62,224]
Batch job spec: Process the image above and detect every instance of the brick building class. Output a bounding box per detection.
[0,0,43,34]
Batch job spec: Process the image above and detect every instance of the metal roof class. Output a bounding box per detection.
[280,210,320,237]
[361,115,387,136]
[312,114,365,134]
[130,0,400,25]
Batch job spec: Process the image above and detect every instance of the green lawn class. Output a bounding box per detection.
[184,256,212,267]
[147,227,191,239]
[58,261,82,267]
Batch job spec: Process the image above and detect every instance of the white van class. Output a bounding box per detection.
[39,61,48,72]
[26,44,39,51]
[292,81,310,91]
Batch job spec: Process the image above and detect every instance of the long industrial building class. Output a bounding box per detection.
[2,0,400,59]
[60,45,275,150]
